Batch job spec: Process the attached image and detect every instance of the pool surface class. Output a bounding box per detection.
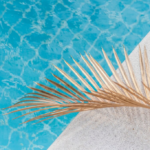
[0,0,150,149]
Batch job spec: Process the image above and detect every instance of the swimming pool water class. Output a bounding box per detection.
[0,0,150,149]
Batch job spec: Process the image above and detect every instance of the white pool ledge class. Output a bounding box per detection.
[48,32,150,150]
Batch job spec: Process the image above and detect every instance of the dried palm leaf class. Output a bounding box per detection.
[4,46,150,124]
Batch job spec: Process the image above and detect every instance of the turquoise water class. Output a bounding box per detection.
[0,0,150,149]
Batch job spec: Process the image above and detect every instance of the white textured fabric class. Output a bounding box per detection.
[48,32,150,150]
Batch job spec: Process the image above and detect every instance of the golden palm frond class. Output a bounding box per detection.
[4,46,150,124]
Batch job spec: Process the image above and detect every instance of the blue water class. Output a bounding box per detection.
[0,0,150,149]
